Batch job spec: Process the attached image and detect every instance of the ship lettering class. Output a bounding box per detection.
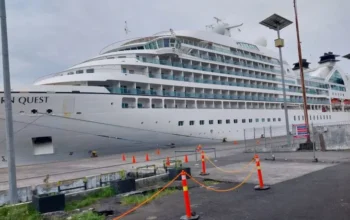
[0,96,49,105]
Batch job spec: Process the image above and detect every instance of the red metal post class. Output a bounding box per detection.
[166,156,170,166]
[181,170,192,218]
[200,151,209,175]
[255,154,264,188]
[184,154,189,163]
[201,151,206,174]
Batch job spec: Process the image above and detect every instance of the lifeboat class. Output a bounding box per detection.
[344,99,350,105]
[331,98,341,105]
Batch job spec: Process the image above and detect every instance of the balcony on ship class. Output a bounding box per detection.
[151,98,163,108]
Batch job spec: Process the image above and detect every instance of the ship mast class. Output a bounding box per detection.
[294,0,311,143]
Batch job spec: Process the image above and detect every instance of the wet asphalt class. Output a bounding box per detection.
[120,162,350,220]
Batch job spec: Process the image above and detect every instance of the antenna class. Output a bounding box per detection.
[169,28,176,38]
[225,23,243,37]
[213,17,222,23]
[124,21,130,35]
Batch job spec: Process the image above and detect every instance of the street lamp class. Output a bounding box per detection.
[260,14,293,147]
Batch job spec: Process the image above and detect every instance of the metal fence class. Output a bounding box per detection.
[243,125,307,154]
[243,121,350,155]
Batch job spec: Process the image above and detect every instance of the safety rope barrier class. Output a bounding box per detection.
[113,172,182,220]
[186,167,255,193]
[204,154,255,174]
[114,156,258,219]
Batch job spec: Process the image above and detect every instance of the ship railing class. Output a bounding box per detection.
[180,40,277,66]
[140,54,283,78]
[150,73,320,96]
[140,57,291,85]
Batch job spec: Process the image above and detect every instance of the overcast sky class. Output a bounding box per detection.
[1,0,349,87]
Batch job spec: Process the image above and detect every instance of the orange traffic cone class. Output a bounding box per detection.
[145,153,150,162]
[132,156,136,164]
[122,153,126,162]
[184,155,189,163]
[166,157,170,166]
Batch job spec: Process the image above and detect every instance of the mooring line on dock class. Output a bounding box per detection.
[186,167,254,193]
[204,153,255,173]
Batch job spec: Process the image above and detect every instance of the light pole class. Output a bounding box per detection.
[0,0,18,203]
[260,14,293,147]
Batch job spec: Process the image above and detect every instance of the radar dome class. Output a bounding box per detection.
[212,25,226,35]
[255,37,267,47]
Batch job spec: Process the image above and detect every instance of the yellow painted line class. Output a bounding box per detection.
[183,186,188,191]
[257,166,261,170]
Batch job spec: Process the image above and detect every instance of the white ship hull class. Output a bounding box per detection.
[0,92,347,167]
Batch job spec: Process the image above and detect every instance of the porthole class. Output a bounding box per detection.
[46,109,53,114]
[31,109,37,114]
[141,122,144,124]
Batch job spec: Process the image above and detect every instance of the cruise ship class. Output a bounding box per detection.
[0,20,349,165]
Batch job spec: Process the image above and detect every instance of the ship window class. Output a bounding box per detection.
[233,119,238,123]
[218,120,222,124]
[328,70,344,85]
[164,39,170,47]
[178,121,184,126]
[329,115,331,119]
[189,121,195,126]
[313,116,315,120]
[226,119,230,124]
[157,39,164,48]
[278,118,281,122]
[209,120,214,125]
[298,116,300,121]
[294,116,296,121]
[122,68,127,73]
[262,118,265,122]
[67,72,74,75]
[200,120,205,125]
[273,118,276,122]
[302,116,304,120]
[249,119,252,123]
[76,70,84,74]
[107,57,115,59]
[242,119,246,123]
[86,69,94,73]
[255,118,259,122]
[323,115,325,119]
[267,118,271,122]
[150,41,157,49]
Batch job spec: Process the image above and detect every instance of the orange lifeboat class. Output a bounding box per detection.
[331,98,341,105]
